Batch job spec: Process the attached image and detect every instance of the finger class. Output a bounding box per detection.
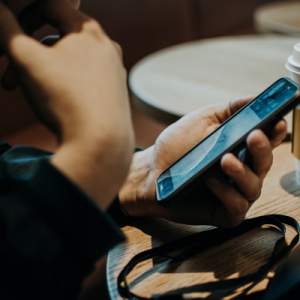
[0,0,80,58]
[1,35,60,91]
[17,2,45,37]
[268,119,288,149]
[246,129,273,180]
[216,96,255,123]
[221,153,262,202]
[2,0,80,17]
[206,176,250,226]
[20,0,98,36]
[16,0,81,34]
[0,5,33,57]
[2,0,38,17]
[0,1,37,58]
[230,96,255,115]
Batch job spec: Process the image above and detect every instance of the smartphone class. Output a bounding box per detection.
[155,77,300,206]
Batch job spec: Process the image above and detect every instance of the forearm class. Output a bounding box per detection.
[51,124,134,211]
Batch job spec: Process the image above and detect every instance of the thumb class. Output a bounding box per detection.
[230,96,255,114]
[216,96,255,123]
[0,1,39,62]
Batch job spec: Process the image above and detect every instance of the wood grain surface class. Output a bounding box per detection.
[129,35,300,130]
[107,142,300,299]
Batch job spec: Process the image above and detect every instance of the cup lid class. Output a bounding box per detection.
[286,62,300,74]
[288,55,300,68]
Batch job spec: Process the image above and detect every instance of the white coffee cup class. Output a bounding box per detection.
[286,43,300,83]
[286,42,300,184]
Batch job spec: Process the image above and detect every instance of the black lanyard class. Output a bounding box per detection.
[117,214,299,300]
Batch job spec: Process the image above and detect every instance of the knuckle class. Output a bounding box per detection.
[83,19,121,57]
[84,18,106,39]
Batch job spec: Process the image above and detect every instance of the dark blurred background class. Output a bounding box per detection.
[0,0,291,150]
[79,0,288,70]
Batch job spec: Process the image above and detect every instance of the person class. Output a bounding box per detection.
[0,0,288,299]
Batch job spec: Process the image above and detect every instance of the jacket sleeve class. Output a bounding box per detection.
[0,158,125,300]
[0,142,143,227]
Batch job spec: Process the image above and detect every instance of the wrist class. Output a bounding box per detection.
[51,130,134,210]
[118,146,155,217]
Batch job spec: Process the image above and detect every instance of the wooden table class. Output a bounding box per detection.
[254,1,300,36]
[129,35,300,133]
[107,141,300,299]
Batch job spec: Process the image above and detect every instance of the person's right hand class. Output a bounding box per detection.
[0,0,135,210]
[119,97,287,227]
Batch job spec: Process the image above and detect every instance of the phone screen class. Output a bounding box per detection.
[156,78,299,201]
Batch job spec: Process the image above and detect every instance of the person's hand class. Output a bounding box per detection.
[119,97,287,228]
[0,0,134,210]
[0,0,80,90]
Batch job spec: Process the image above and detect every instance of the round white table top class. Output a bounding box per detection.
[129,35,300,131]
[254,1,300,36]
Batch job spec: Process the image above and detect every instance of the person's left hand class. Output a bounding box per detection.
[0,0,134,210]
[0,0,81,90]
[119,97,287,228]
